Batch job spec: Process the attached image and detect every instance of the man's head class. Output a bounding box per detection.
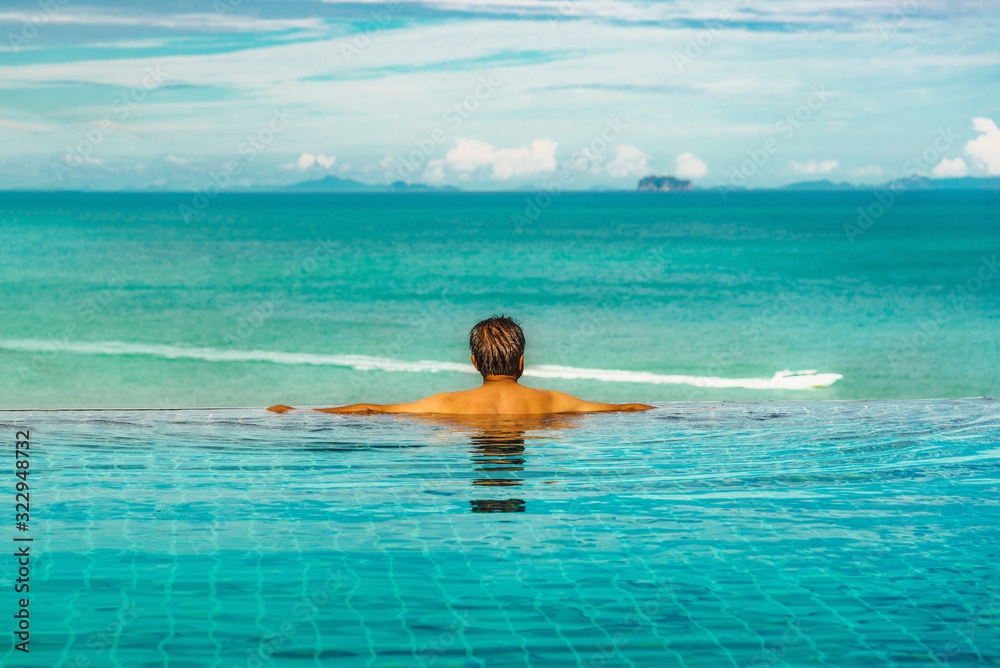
[469,315,525,379]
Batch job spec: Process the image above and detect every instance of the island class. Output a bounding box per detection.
[637,175,693,192]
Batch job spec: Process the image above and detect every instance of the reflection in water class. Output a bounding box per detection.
[411,414,583,514]
[470,429,527,513]
[469,498,526,513]
[471,430,526,485]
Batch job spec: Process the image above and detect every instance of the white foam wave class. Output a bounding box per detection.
[0,339,842,390]
[529,365,842,390]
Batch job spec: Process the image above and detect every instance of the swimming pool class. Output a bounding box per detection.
[3,399,998,666]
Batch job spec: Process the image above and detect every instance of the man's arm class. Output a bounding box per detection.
[268,393,455,414]
[312,403,385,414]
[547,391,655,413]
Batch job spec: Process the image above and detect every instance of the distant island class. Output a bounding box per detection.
[288,175,459,192]
[6,173,998,195]
[779,175,1000,191]
[637,175,693,192]
[279,173,1000,193]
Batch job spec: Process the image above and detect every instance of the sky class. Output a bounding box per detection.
[0,0,998,191]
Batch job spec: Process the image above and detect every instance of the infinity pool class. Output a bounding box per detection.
[3,399,998,667]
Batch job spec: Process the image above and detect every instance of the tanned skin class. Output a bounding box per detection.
[267,354,655,415]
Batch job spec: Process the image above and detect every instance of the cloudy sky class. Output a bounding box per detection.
[1,0,998,190]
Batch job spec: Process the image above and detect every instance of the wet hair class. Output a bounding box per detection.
[469,315,525,378]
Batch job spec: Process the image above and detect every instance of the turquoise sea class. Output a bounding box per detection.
[1,190,998,409]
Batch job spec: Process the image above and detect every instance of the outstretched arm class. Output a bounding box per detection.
[574,402,656,413]
[547,392,655,413]
[317,394,456,413]
[313,403,392,414]
[268,394,454,414]
[604,403,657,411]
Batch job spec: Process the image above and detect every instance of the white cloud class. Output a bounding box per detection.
[164,155,188,165]
[444,138,557,180]
[294,153,336,171]
[297,153,316,170]
[675,151,707,179]
[964,117,1000,175]
[848,164,883,178]
[62,153,101,166]
[0,11,321,32]
[790,159,839,175]
[0,118,52,132]
[423,159,446,182]
[931,157,968,178]
[319,0,957,29]
[605,145,649,178]
[444,139,494,174]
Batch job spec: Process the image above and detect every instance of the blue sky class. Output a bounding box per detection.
[1,0,998,190]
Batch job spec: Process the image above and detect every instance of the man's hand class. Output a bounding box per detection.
[267,404,295,413]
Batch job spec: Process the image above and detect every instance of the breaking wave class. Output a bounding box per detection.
[0,339,842,390]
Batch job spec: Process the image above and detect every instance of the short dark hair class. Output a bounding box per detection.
[469,315,525,378]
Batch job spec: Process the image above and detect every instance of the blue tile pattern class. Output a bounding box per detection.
[2,399,998,666]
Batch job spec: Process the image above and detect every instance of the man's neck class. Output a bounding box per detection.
[482,375,519,385]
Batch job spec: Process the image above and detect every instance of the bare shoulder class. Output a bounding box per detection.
[540,389,599,413]
[543,389,654,413]
[381,390,466,414]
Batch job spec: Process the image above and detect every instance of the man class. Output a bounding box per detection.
[268,315,654,415]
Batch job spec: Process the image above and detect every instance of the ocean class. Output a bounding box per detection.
[1,190,997,409]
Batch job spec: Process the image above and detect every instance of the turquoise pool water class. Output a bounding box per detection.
[3,399,999,666]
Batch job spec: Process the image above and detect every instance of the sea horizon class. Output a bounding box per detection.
[4,172,999,196]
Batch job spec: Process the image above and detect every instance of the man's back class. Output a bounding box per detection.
[296,380,651,415]
[438,383,573,415]
[267,315,654,415]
